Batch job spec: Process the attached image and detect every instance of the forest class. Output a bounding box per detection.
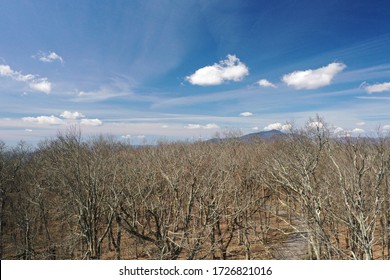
[0,117,389,260]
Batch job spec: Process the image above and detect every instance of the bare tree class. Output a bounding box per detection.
[328,136,388,259]
[1,116,389,260]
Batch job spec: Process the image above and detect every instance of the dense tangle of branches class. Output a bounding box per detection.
[1,117,389,260]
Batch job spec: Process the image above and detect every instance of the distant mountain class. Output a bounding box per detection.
[207,129,285,144]
[240,129,285,142]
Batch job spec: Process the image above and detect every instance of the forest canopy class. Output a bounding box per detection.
[1,117,389,260]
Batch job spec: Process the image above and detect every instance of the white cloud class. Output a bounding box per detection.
[309,121,324,129]
[383,125,390,130]
[80,118,103,126]
[239,112,253,117]
[251,126,259,131]
[356,122,365,126]
[264,123,282,131]
[186,54,249,86]
[0,64,15,77]
[185,123,219,129]
[185,124,201,129]
[0,64,34,82]
[29,79,52,94]
[282,62,346,89]
[0,64,52,93]
[363,82,390,94]
[203,123,219,129]
[37,51,64,63]
[75,87,128,102]
[351,128,365,134]
[25,129,33,132]
[22,115,64,125]
[333,127,344,134]
[60,111,85,119]
[263,122,291,132]
[121,134,145,140]
[257,79,276,88]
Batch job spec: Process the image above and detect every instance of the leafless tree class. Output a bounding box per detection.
[1,116,389,260]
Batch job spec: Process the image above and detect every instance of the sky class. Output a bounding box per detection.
[1,0,390,145]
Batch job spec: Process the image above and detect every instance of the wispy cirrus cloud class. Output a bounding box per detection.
[186,54,249,86]
[74,86,130,102]
[0,64,52,93]
[282,62,346,89]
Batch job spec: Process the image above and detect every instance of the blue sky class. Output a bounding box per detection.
[1,0,390,145]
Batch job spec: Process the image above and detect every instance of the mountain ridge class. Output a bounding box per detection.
[207,129,285,143]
